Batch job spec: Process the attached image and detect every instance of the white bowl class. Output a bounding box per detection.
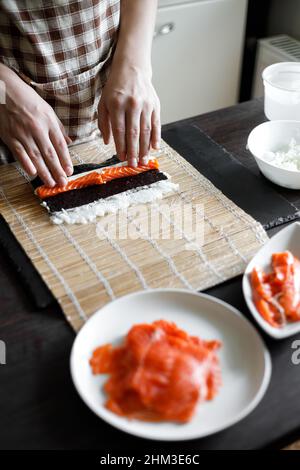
[263,62,300,121]
[247,120,300,189]
[243,222,300,339]
[70,289,271,441]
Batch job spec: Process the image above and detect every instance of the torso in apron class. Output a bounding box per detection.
[0,0,120,148]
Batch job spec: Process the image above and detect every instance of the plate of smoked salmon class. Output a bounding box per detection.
[70,289,271,441]
[243,222,300,339]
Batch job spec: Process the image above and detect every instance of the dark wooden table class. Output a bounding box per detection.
[1,99,300,450]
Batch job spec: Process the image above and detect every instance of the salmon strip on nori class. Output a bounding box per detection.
[35,160,159,199]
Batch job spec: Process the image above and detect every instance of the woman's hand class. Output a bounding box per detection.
[0,64,73,187]
[98,63,161,167]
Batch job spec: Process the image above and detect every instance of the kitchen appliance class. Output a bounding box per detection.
[152,0,248,124]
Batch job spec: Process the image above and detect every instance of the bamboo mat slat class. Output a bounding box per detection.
[0,138,268,332]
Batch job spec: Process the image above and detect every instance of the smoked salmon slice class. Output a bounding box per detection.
[251,250,300,328]
[90,320,222,423]
[35,159,159,199]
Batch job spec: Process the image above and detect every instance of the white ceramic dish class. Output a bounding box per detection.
[243,222,300,339]
[247,120,300,189]
[70,289,271,441]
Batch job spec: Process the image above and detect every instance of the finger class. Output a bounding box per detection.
[57,118,72,145]
[139,109,152,165]
[151,108,161,150]
[49,126,73,176]
[110,111,126,162]
[9,139,37,176]
[31,129,67,187]
[126,108,140,167]
[98,101,112,145]
[23,138,56,187]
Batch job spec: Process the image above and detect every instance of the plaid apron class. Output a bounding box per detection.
[0,0,120,163]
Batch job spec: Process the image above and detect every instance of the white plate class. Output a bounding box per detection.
[243,222,300,339]
[70,289,271,441]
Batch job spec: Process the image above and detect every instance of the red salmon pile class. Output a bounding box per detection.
[90,320,222,423]
[251,251,300,328]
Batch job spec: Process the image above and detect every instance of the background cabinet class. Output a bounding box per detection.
[152,0,248,124]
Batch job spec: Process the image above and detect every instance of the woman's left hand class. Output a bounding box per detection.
[98,63,161,167]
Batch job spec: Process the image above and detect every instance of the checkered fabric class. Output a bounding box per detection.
[0,0,120,161]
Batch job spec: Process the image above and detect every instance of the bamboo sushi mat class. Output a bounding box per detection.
[0,138,268,332]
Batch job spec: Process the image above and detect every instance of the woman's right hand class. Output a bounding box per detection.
[0,64,73,187]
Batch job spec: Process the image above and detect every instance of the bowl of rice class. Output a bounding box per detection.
[247,120,300,189]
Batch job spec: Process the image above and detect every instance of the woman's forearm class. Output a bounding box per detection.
[98,0,160,166]
[112,0,158,75]
[0,63,24,94]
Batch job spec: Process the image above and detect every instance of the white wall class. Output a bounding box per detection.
[268,0,300,40]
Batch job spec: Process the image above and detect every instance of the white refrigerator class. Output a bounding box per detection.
[153,0,248,124]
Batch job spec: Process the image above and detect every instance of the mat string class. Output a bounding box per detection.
[176,189,248,264]
[152,201,225,282]
[14,162,117,305]
[165,145,266,246]
[127,212,194,290]
[96,224,149,290]
[0,184,88,323]
[13,163,118,316]
[58,225,116,301]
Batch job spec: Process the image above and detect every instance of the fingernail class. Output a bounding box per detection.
[141,156,149,166]
[58,176,68,187]
[154,141,160,150]
[106,136,111,145]
[28,165,37,177]
[130,158,138,168]
[65,165,73,176]
[46,178,56,188]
